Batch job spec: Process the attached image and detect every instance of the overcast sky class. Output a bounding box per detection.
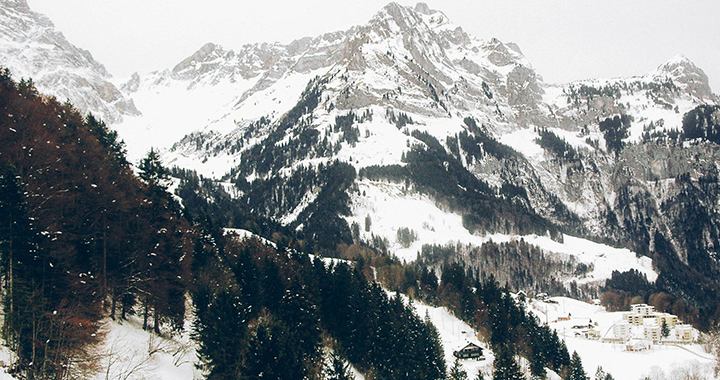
[26,0,720,92]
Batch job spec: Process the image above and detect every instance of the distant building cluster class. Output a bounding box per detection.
[604,304,695,351]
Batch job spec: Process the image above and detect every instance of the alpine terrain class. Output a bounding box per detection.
[1,0,720,379]
[120,2,719,321]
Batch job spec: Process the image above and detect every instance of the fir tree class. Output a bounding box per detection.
[194,289,248,379]
[448,358,468,380]
[493,348,524,380]
[594,366,614,380]
[326,352,352,380]
[138,148,170,189]
[565,351,587,380]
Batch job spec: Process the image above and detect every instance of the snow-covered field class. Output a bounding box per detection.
[530,297,716,380]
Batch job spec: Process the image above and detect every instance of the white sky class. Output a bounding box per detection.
[25,0,720,93]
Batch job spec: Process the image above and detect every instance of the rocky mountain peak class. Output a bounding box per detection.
[414,2,434,15]
[652,54,714,101]
[1,0,29,12]
[172,42,223,77]
[371,2,425,35]
[0,0,140,123]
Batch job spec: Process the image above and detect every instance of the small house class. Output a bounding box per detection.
[625,338,652,352]
[516,291,526,302]
[583,329,601,340]
[453,343,484,360]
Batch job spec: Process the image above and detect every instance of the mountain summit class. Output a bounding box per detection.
[0,0,139,123]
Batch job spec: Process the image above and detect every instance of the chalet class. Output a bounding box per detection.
[516,291,526,302]
[626,338,652,352]
[453,343,484,360]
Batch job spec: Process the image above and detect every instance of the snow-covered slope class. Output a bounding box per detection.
[0,0,139,124]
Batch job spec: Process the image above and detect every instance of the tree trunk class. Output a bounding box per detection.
[110,294,116,320]
[102,212,108,311]
[143,298,149,331]
[153,302,161,335]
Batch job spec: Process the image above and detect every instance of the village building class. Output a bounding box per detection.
[631,304,656,316]
[612,321,631,341]
[583,329,601,340]
[453,343,484,360]
[643,324,661,343]
[626,338,652,352]
[655,313,678,328]
[674,324,694,342]
[624,313,644,326]
[607,304,696,347]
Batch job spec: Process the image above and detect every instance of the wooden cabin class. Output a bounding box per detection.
[453,343,484,360]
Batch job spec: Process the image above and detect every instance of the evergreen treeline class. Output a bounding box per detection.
[232,76,328,176]
[416,240,595,299]
[174,160,356,255]
[535,127,580,164]
[598,114,631,156]
[0,69,190,378]
[359,119,574,239]
[404,123,562,238]
[682,104,720,144]
[192,233,446,380]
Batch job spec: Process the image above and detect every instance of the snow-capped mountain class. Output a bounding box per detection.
[0,0,139,123]
[117,2,720,308]
[3,0,719,311]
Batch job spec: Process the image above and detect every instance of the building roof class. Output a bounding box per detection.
[460,342,482,351]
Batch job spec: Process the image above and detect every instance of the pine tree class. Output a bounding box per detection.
[661,319,670,338]
[448,358,468,380]
[594,366,614,380]
[565,351,587,380]
[138,148,170,189]
[194,288,248,379]
[326,352,352,380]
[493,348,525,380]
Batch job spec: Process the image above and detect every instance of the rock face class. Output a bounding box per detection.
[0,0,139,123]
